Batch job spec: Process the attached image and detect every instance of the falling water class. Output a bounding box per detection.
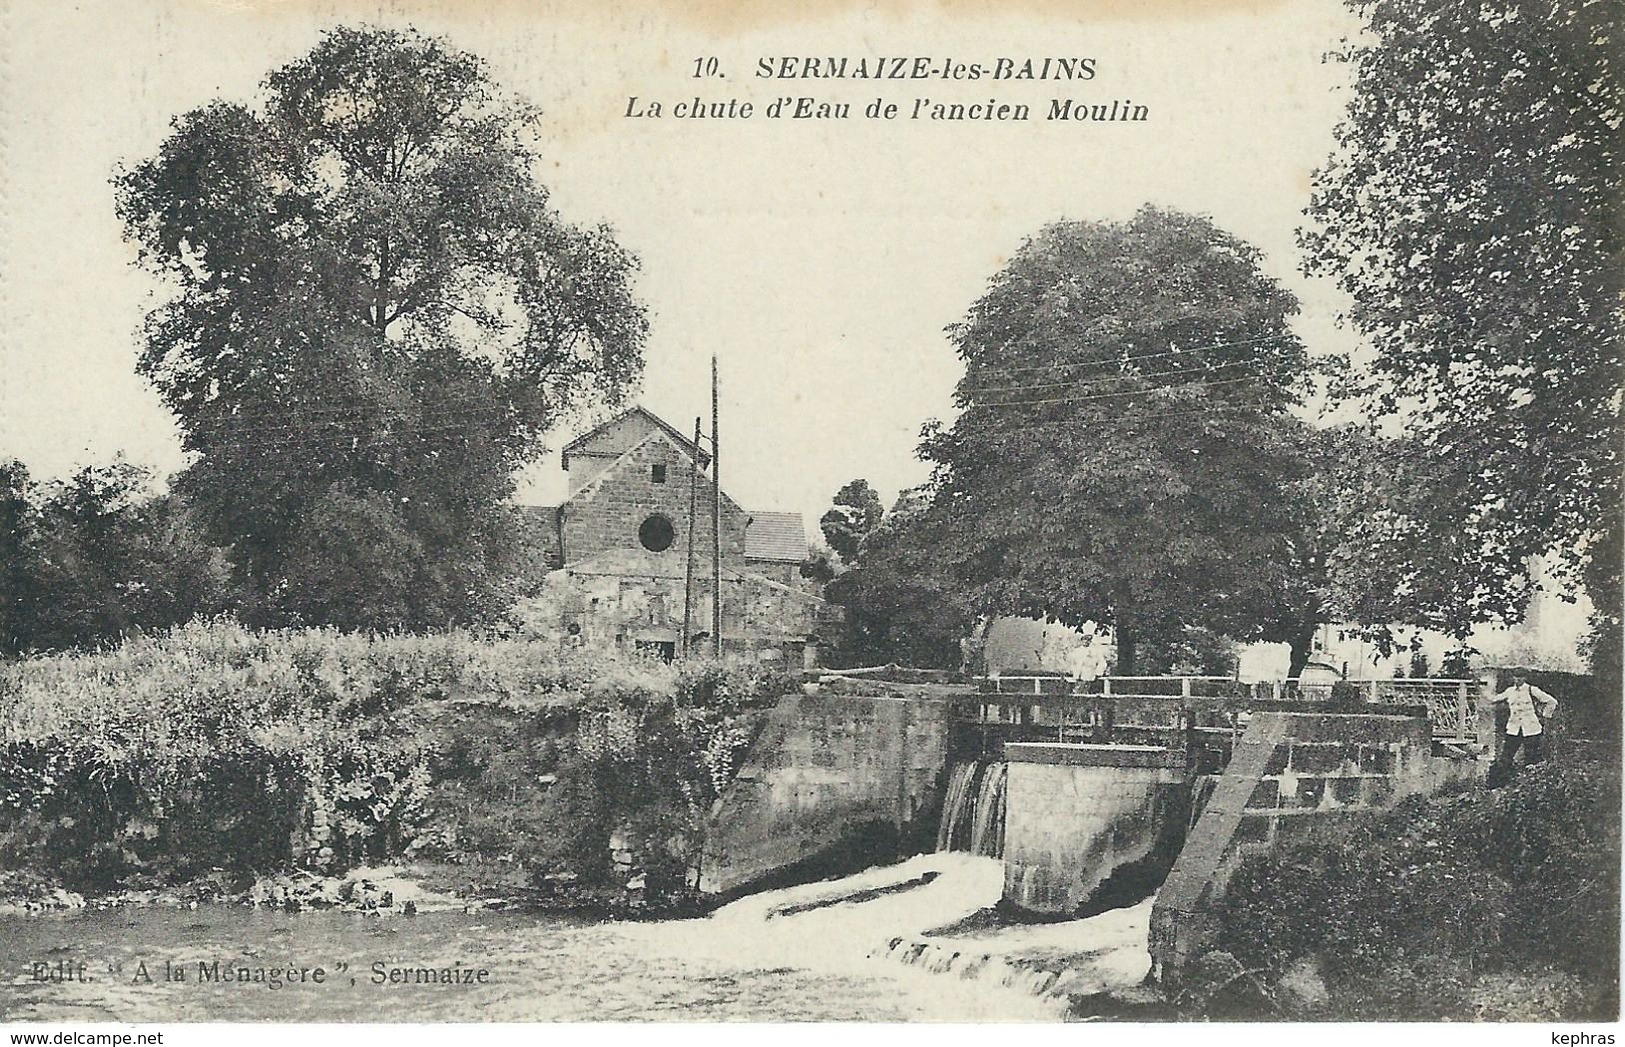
[937,761,1007,857]
[967,761,1007,857]
[936,762,980,852]
[871,892,1157,1014]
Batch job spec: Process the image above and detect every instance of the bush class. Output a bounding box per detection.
[1213,756,1621,1020]
[519,658,782,896]
[1215,796,1506,974]
[0,621,790,897]
[1327,680,1366,709]
[1456,760,1621,982]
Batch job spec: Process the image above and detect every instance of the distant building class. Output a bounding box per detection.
[980,579,1591,682]
[513,406,829,668]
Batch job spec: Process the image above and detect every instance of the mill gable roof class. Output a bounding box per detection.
[561,425,735,511]
[556,404,808,566]
[561,406,710,472]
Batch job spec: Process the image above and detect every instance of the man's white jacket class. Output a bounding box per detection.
[1502,681,1559,736]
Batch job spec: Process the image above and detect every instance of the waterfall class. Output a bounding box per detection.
[936,761,1007,857]
[935,762,979,852]
[968,762,1007,858]
[870,893,1159,1015]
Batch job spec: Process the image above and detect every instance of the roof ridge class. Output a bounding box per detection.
[562,405,710,466]
[562,426,685,506]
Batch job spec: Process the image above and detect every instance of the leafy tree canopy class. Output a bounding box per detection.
[114,26,647,628]
[818,478,885,564]
[1300,425,1544,636]
[918,206,1317,672]
[1,459,233,655]
[822,486,975,669]
[1302,0,1622,640]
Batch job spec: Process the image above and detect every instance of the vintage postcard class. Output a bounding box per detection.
[0,0,1618,1033]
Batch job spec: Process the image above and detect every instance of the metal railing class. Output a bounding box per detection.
[978,674,1249,699]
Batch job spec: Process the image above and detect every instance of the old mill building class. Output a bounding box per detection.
[514,407,830,668]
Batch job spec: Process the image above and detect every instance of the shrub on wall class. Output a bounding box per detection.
[517,659,783,897]
[1213,757,1620,1019]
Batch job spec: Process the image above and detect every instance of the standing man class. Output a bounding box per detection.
[1491,671,1560,786]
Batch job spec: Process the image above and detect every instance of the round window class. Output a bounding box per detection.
[638,514,675,553]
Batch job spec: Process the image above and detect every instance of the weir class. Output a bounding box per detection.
[701,671,1495,985]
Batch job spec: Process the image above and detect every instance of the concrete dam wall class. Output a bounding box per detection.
[699,679,1486,979]
[1000,743,1189,915]
[698,689,954,894]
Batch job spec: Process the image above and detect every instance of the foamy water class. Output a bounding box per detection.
[2,854,1146,1022]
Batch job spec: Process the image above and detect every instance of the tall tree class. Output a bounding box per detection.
[818,479,885,564]
[823,487,976,669]
[114,26,647,629]
[1,460,36,655]
[1275,424,1539,673]
[920,206,1316,673]
[1301,0,1622,653]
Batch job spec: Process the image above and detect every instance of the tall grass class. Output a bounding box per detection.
[0,619,791,895]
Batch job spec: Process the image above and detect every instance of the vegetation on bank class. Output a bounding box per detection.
[1210,754,1621,1021]
[0,620,792,906]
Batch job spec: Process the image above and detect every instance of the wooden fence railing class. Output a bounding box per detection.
[966,674,1489,744]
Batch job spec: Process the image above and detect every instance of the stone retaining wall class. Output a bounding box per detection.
[698,691,953,894]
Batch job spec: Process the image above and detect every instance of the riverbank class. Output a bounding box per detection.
[0,859,693,922]
[1203,753,1620,1021]
[0,622,789,912]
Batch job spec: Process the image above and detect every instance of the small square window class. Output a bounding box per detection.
[652,464,667,483]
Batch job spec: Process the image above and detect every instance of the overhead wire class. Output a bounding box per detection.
[959,356,1259,397]
[925,397,1289,440]
[957,332,1298,378]
[155,331,1306,453]
[963,374,1276,409]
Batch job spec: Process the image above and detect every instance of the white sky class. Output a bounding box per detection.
[0,0,1366,527]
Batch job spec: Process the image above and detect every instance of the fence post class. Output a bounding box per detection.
[1368,679,1380,704]
[1181,677,1193,700]
[1457,680,1469,739]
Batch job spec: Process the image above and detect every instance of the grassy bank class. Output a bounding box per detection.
[0,619,791,906]
[1207,753,1621,1020]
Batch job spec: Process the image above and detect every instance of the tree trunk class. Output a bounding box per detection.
[1286,624,1317,679]
[1115,633,1136,676]
[375,236,392,332]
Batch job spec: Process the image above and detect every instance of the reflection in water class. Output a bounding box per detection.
[0,854,1140,1022]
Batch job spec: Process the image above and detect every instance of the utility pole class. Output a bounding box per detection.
[711,355,722,658]
[681,415,701,659]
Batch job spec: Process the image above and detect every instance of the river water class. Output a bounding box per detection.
[1,855,1146,1022]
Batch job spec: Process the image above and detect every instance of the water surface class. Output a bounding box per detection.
[2,855,1077,1022]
